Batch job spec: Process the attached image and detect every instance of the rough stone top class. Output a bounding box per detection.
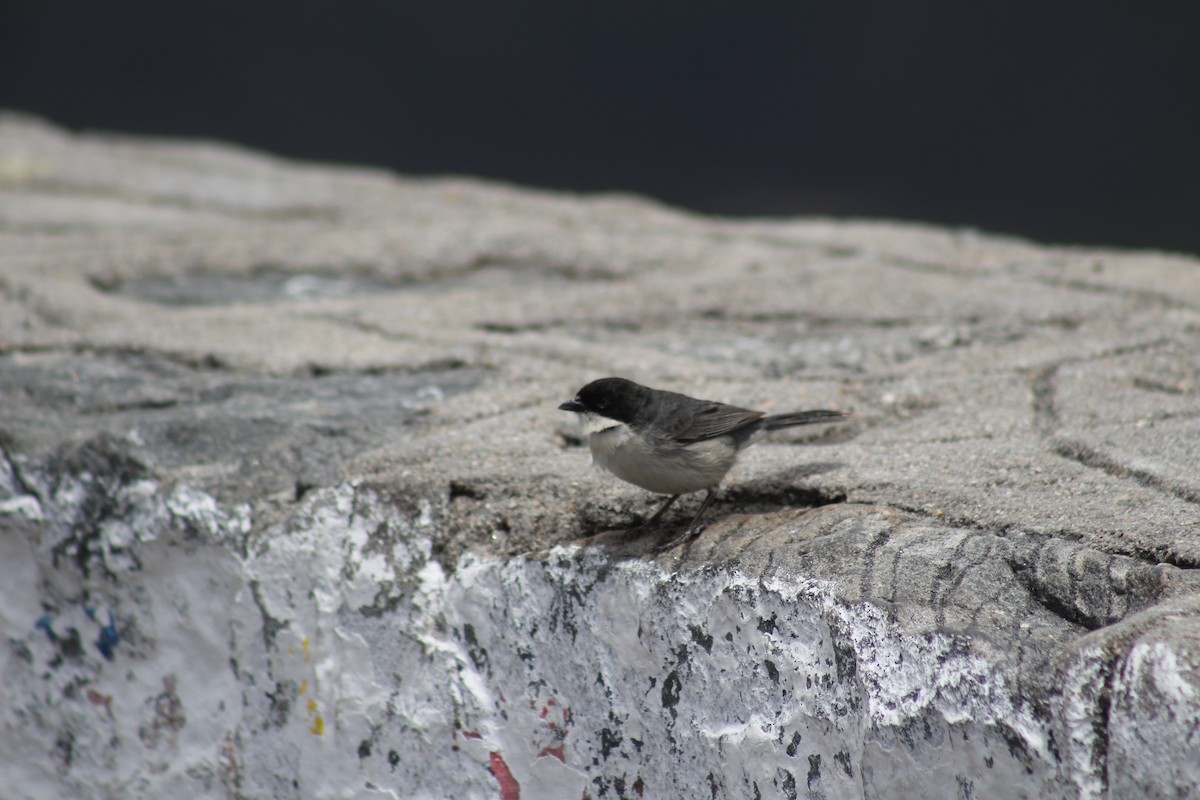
[3,111,1197,566]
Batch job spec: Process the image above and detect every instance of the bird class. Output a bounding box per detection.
[558,377,848,548]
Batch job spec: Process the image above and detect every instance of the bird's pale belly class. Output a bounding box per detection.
[588,423,738,495]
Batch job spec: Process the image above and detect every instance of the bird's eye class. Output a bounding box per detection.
[596,398,609,409]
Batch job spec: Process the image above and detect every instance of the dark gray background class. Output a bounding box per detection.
[4,1,1198,254]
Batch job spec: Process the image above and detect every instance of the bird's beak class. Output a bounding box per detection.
[558,397,585,412]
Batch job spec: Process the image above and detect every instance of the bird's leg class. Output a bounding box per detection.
[656,487,719,551]
[685,487,719,531]
[609,494,680,543]
[643,494,680,526]
[623,493,679,533]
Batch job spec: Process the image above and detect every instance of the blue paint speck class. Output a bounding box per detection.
[95,610,120,661]
[35,615,57,642]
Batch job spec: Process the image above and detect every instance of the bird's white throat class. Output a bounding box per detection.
[578,411,623,436]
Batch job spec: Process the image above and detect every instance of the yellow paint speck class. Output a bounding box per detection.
[307,698,318,715]
[310,716,324,736]
[302,637,311,662]
[299,680,308,695]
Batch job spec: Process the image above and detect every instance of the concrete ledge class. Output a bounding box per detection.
[2,113,1198,798]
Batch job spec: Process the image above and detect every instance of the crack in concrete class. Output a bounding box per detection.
[879,254,987,278]
[1051,436,1200,507]
[857,525,894,607]
[76,397,181,415]
[1008,539,1101,632]
[931,534,975,630]
[1030,364,1061,438]
[1132,376,1194,396]
[1029,274,1196,310]
[0,343,232,371]
[1030,359,1200,520]
[695,307,941,327]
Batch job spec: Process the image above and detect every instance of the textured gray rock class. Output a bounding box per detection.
[2,112,1199,798]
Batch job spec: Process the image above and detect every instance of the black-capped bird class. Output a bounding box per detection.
[559,377,848,548]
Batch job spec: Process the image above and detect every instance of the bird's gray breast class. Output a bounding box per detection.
[587,421,738,495]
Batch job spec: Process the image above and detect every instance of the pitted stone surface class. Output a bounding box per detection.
[2,113,1199,798]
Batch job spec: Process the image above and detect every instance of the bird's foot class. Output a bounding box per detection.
[652,521,707,552]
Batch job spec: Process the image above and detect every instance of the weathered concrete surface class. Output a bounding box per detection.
[2,112,1199,799]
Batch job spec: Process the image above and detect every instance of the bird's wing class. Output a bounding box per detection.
[670,401,764,442]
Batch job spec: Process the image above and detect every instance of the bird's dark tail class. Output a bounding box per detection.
[763,409,849,429]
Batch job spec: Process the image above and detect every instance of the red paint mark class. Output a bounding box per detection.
[539,697,563,719]
[86,689,113,716]
[488,752,520,800]
[460,729,482,740]
[633,776,645,796]
[537,744,565,762]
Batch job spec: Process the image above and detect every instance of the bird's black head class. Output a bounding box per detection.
[558,377,648,423]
